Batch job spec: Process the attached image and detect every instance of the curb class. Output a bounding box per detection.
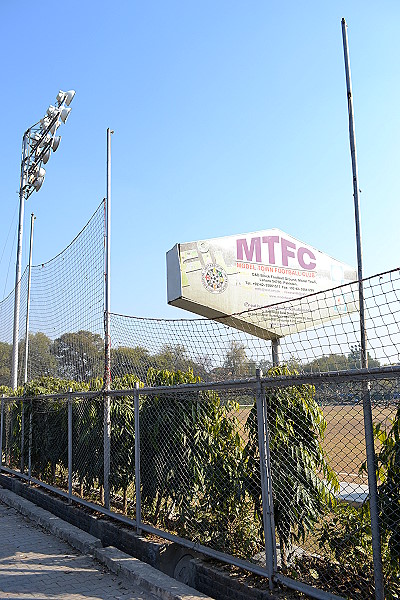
[0,486,212,600]
[95,546,209,600]
[0,487,101,554]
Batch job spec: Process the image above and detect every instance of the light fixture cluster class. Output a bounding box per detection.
[22,89,76,197]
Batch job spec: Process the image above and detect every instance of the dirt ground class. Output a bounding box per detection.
[235,403,397,484]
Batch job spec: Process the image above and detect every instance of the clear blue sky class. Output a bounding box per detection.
[1,1,399,319]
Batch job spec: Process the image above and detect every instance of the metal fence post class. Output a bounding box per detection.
[262,388,277,572]
[0,395,4,471]
[255,369,277,589]
[68,388,73,504]
[363,382,385,600]
[28,400,32,483]
[20,400,25,473]
[134,382,142,534]
[104,392,111,509]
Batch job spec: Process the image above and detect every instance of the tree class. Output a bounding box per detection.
[153,344,191,372]
[223,341,254,378]
[303,353,349,373]
[26,332,57,379]
[52,331,104,381]
[109,373,143,513]
[0,341,12,387]
[111,346,150,381]
[22,376,89,483]
[372,408,400,572]
[140,366,248,550]
[303,347,380,374]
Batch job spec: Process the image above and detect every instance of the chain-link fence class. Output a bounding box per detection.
[2,367,399,599]
[1,203,400,598]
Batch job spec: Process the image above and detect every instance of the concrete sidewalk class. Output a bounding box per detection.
[0,487,212,600]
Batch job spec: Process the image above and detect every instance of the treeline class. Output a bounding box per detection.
[0,331,385,402]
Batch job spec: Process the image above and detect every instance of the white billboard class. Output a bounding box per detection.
[167,229,358,340]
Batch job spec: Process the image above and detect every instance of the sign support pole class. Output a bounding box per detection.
[271,339,281,367]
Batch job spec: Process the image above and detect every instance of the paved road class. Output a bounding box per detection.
[0,501,158,599]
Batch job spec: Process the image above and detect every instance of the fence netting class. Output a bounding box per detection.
[110,268,400,383]
[0,201,105,387]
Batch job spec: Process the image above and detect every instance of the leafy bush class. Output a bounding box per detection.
[373,406,400,573]
[3,369,341,568]
[314,406,400,599]
[316,500,400,599]
[139,367,260,555]
[243,365,339,565]
[22,377,90,483]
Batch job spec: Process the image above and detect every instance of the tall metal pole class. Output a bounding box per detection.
[11,133,29,390]
[341,18,384,600]
[105,128,112,389]
[21,213,35,473]
[23,213,36,384]
[103,127,113,509]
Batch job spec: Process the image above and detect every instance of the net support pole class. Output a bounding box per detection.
[134,382,142,534]
[103,127,113,510]
[341,18,384,600]
[21,213,35,474]
[23,213,35,385]
[256,369,276,589]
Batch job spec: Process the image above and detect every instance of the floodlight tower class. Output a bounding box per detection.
[11,90,76,389]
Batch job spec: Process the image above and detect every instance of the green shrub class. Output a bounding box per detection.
[243,365,339,564]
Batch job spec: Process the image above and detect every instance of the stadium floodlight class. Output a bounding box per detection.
[60,107,71,124]
[32,176,45,191]
[52,136,61,151]
[56,89,76,106]
[42,148,51,163]
[11,88,76,390]
[46,105,59,118]
[50,120,60,134]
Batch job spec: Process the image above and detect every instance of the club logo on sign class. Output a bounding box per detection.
[201,264,228,294]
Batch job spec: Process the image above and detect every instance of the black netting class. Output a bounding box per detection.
[0,202,105,387]
[110,269,400,384]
